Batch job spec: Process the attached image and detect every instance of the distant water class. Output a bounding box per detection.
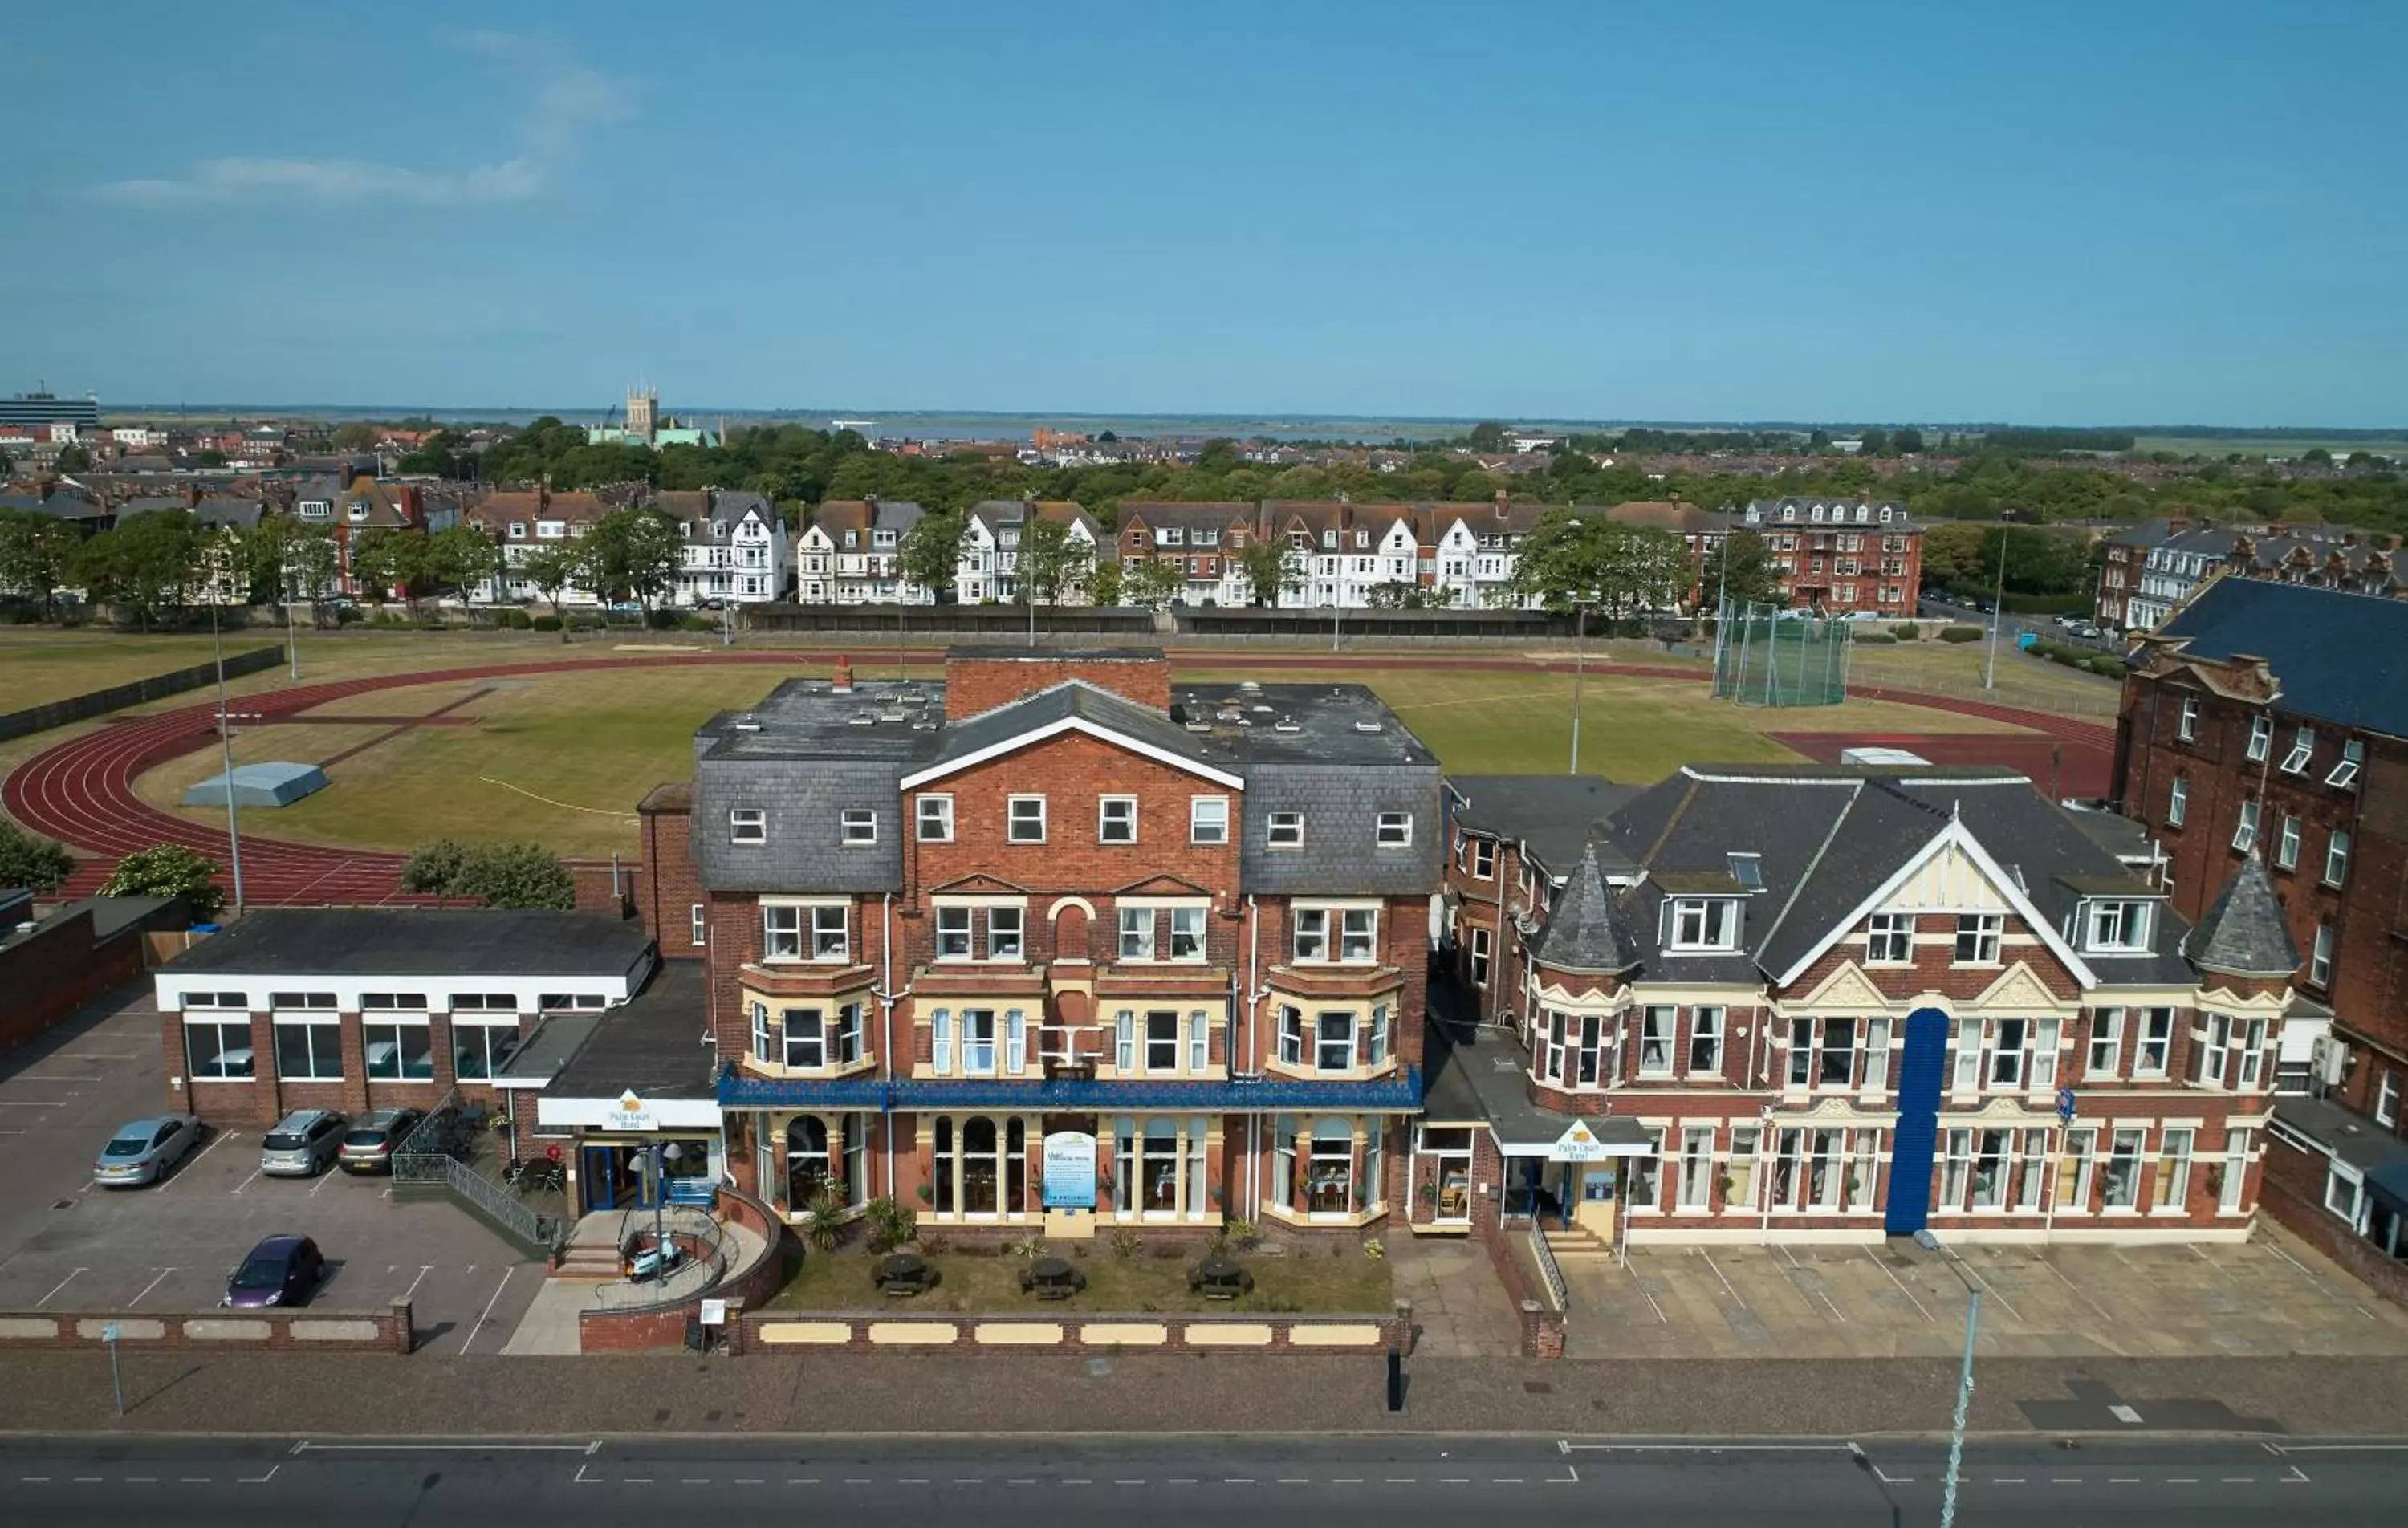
[106,404,1626,445]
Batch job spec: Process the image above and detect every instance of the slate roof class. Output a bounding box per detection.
[1447,774,1642,878]
[2182,855,2301,978]
[2153,577,2408,740]
[539,961,716,1101]
[1528,844,1643,974]
[162,908,657,978]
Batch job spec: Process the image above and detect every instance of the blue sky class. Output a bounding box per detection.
[16,1,2407,425]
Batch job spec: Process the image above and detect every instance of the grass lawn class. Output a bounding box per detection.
[0,632,287,710]
[1847,640,2122,721]
[764,1243,1394,1315]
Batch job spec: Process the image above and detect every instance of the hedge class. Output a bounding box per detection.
[495,608,533,630]
[1892,624,1919,640]
[532,614,563,632]
[1938,625,1986,643]
[1852,632,1898,644]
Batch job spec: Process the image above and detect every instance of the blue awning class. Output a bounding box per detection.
[2368,1160,2408,1217]
[716,1066,1422,1115]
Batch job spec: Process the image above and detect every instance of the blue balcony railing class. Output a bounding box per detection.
[715,1064,1422,1115]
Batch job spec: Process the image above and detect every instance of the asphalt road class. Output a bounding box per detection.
[3,1433,2404,1526]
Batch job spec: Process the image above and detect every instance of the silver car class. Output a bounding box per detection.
[259,1109,348,1176]
[93,1114,202,1188]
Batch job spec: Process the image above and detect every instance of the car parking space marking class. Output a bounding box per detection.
[308,1171,340,1197]
[159,1129,234,1190]
[128,1269,175,1307]
[457,1267,517,1355]
[230,1168,263,1195]
[1697,1250,1754,1316]
[33,1269,84,1307]
[0,1100,67,1107]
[2260,1240,2377,1320]
[396,1265,433,1303]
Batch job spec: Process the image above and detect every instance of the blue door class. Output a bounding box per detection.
[581,1145,621,1212]
[1885,1007,1950,1235]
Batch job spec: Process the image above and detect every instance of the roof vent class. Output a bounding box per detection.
[1275,717,1303,734]
[878,709,908,724]
[1185,719,1213,733]
[1353,720,1383,734]
[910,717,939,731]
[1216,707,1244,722]
[1251,704,1273,714]
[732,721,761,733]
[1238,681,1263,695]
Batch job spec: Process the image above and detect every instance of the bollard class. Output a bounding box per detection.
[1385,1349,1404,1413]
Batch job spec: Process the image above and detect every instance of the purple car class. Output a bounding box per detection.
[222,1234,323,1309]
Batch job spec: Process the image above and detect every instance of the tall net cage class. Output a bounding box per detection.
[1710,601,1853,707]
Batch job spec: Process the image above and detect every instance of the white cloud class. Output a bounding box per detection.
[92,33,627,209]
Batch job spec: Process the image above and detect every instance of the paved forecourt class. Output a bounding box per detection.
[0,985,543,1355]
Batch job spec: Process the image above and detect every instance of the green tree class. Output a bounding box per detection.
[421,523,504,605]
[398,840,575,909]
[0,508,85,618]
[1012,514,1093,605]
[99,844,222,920]
[0,820,75,893]
[1701,528,1784,610]
[348,526,425,611]
[1123,556,1186,608]
[1892,428,1926,455]
[1234,537,1304,607]
[516,541,591,636]
[1507,509,1688,618]
[76,510,203,629]
[330,422,381,450]
[584,508,682,620]
[55,443,92,472]
[1857,427,1893,457]
[1468,421,1508,452]
[1087,559,1124,607]
[897,509,970,601]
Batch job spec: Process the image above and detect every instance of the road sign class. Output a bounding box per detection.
[2056,1087,2077,1124]
[100,1323,121,1343]
[698,1298,727,1327]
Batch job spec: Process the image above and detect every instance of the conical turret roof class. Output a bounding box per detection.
[2183,854,2301,978]
[1529,842,1644,977]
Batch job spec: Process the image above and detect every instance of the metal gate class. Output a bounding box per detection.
[1884,1007,1950,1235]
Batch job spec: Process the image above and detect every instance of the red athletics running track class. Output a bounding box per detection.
[2,648,2117,906]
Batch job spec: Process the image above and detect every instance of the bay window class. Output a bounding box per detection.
[2135,1007,2173,1076]
[1989,1017,2028,1087]
[783,1007,824,1069]
[2221,1128,2253,1213]
[1278,1006,1304,1067]
[930,1116,1027,1217]
[1368,1003,1390,1067]
[2017,1128,2048,1209]
[1316,1010,1355,1072]
[2062,1126,2098,1209]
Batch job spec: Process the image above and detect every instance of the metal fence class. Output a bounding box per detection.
[390,1091,563,1256]
[1710,601,1853,707]
[589,1205,727,1310]
[1527,1225,1569,1311]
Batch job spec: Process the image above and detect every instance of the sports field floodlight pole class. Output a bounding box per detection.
[209,600,246,915]
[1983,528,2011,692]
[1939,1286,1983,1528]
[1567,602,1588,774]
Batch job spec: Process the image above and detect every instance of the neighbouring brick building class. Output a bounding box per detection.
[2112,576,2408,1281]
[1418,760,2321,1247]
[2097,518,2404,633]
[630,646,1442,1239]
[152,910,657,1130]
[1738,497,1922,615]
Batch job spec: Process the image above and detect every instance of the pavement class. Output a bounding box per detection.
[0,984,544,1352]
[1557,1226,2408,1359]
[1385,1232,1522,1357]
[3,1432,2406,1527]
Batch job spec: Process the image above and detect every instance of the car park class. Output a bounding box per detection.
[259,1109,348,1176]
[338,1109,426,1174]
[222,1234,324,1309]
[91,1114,201,1188]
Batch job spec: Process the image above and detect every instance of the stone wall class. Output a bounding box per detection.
[738,1304,1413,1356]
[0,1299,413,1353]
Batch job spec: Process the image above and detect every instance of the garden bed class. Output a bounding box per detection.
[762,1241,1393,1315]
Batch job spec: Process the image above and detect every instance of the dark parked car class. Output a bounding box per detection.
[339,1109,425,1174]
[222,1234,324,1309]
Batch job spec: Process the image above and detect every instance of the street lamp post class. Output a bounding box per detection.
[653,1140,684,1270]
[209,601,246,915]
[1982,529,2011,692]
[1939,1287,1983,1528]
[1567,603,1588,774]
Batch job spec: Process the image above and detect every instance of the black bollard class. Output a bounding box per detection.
[1385,1349,1404,1412]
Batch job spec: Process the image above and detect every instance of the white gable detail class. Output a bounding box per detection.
[1887,842,2011,912]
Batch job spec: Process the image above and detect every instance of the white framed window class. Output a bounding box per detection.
[1668,897,1738,952]
[783,1006,825,1070]
[1952,913,2002,965]
[1007,795,1047,843]
[2088,1007,2124,1078]
[1863,1017,1891,1091]
[1315,1010,1355,1073]
[363,1018,434,1081]
[1865,912,1914,964]
[809,904,848,961]
[2103,1127,2147,1209]
[988,906,1023,961]
[2246,713,2271,763]
[2177,696,2199,742]
[2220,1128,2252,1213]
[1339,907,1377,962]
[1678,1126,1717,1210]
[729,807,766,845]
[1292,908,1328,962]
[1189,1010,1210,1071]
[1189,796,1229,845]
[2324,1163,2363,1225]
[2084,900,2150,953]
[2030,1016,2060,1089]
[1375,811,1412,847]
[2324,828,2351,888]
[1638,1006,1675,1077]
[937,905,974,960]
[185,1018,254,1079]
[2327,738,2363,790]
[1471,839,1496,879]
[840,807,877,846]
[1952,1017,1983,1091]
[763,904,803,961]
[1168,905,1206,961]
[2280,725,2315,774]
[1118,906,1157,961]
[2377,1071,2400,1129]
[2237,1016,2269,1088]
[2276,814,2301,870]
[1468,925,1492,987]
[2167,774,2187,827]
[2062,1126,2099,1210]
[2231,799,2260,853]
[273,1016,344,1081]
[2309,921,2334,987]
[689,904,707,947]
[1267,811,1303,848]
[1098,795,1137,844]
[2134,1006,2174,1076]
[916,795,953,842]
[1277,1005,1304,1067]
[1689,1006,1723,1075]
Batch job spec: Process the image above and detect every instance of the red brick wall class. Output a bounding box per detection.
[641,799,705,960]
[165,1006,531,1131]
[942,652,1171,720]
[2261,1132,2408,1307]
[0,913,144,1050]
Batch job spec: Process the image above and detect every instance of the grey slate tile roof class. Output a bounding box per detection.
[2154,577,2408,740]
[2182,855,2301,978]
[1528,844,1643,974]
[1447,774,1642,879]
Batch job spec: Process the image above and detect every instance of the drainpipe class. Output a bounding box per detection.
[1245,894,1262,1221]
[878,892,897,1197]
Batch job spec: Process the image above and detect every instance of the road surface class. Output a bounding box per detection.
[4,1432,2404,1526]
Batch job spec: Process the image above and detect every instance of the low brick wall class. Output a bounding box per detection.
[2261,1135,2408,1308]
[579,1186,791,1353]
[740,1303,1413,1355]
[1474,1217,1565,1359]
[0,1299,413,1353]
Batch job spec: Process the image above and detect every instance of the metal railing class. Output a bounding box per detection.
[589,1205,728,1310]
[391,1090,563,1256]
[1527,1225,1568,1311]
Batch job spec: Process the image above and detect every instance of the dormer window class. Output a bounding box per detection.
[872,529,896,549]
[1666,897,1738,953]
[2082,899,2152,953]
[844,530,858,548]
[348,502,370,522]
[2177,695,2199,741]
[1321,530,1337,549]
[299,500,331,521]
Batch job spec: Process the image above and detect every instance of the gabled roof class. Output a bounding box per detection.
[1448,774,1641,879]
[2182,855,2301,978]
[1529,844,1643,976]
[899,680,1245,790]
[2150,576,2408,739]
